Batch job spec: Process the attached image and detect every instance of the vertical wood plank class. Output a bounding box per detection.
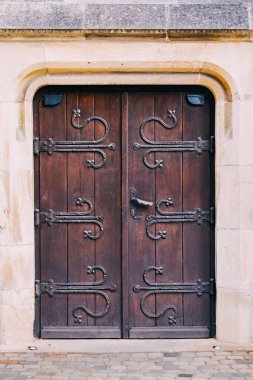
[66,90,96,327]
[33,90,42,337]
[121,92,129,338]
[94,91,121,329]
[39,89,68,328]
[128,91,156,329]
[154,92,183,328]
[182,89,213,331]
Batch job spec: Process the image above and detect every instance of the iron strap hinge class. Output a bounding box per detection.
[33,137,115,169]
[134,267,215,297]
[33,137,115,155]
[35,279,117,298]
[35,265,117,321]
[134,279,215,296]
[34,209,104,240]
[209,136,215,154]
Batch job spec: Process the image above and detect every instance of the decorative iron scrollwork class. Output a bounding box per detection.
[35,265,117,321]
[71,109,109,138]
[34,199,104,240]
[76,197,93,210]
[146,197,214,240]
[133,108,214,168]
[139,109,177,144]
[34,108,115,169]
[133,266,214,324]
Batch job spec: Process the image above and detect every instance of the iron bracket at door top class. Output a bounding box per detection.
[34,206,103,240]
[35,265,117,321]
[146,197,215,240]
[133,266,214,324]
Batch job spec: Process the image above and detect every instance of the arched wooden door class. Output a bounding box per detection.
[34,86,215,338]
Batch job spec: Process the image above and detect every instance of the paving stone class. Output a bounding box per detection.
[0,351,253,379]
[236,359,253,364]
[164,352,180,357]
[148,353,163,358]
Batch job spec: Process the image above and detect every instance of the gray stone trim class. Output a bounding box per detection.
[0,1,251,31]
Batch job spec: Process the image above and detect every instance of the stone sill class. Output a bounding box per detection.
[0,29,252,41]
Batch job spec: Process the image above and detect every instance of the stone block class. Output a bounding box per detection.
[214,100,239,167]
[167,4,249,29]
[84,4,166,29]
[0,170,9,212]
[239,166,253,229]
[0,245,34,291]
[0,44,45,102]
[9,169,34,245]
[216,230,253,289]
[216,288,251,344]
[216,165,239,229]
[0,289,34,345]
[238,100,253,166]
[0,1,85,29]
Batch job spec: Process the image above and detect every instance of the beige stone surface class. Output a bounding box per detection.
[238,99,253,165]
[0,245,34,291]
[8,170,34,246]
[216,165,239,229]
[216,288,251,344]
[0,43,45,102]
[216,230,253,290]
[0,37,252,347]
[0,289,34,345]
[239,166,253,229]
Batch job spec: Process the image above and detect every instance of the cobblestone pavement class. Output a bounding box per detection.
[0,351,253,380]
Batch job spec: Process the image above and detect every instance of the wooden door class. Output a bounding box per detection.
[34,87,215,339]
[126,90,215,338]
[34,89,122,338]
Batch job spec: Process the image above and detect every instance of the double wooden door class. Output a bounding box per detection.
[34,86,215,339]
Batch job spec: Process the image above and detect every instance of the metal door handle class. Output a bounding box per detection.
[130,187,153,220]
[131,197,153,208]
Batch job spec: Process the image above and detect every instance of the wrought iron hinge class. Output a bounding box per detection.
[34,208,103,240]
[34,209,40,227]
[35,266,117,321]
[210,136,215,154]
[146,202,215,240]
[209,278,215,296]
[210,207,215,224]
[35,280,41,297]
[33,137,40,156]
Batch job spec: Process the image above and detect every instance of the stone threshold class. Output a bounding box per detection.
[1,339,253,353]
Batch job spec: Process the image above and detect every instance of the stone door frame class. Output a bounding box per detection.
[2,58,246,347]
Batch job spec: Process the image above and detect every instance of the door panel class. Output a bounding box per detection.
[127,90,214,338]
[34,89,121,338]
[34,86,215,339]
